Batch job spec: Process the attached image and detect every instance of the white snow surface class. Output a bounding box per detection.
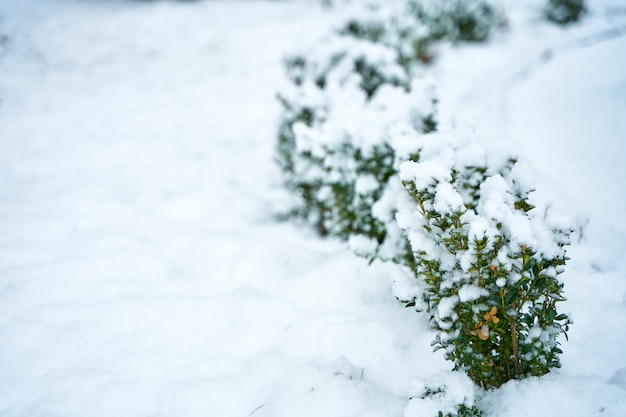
[1,0,625,416]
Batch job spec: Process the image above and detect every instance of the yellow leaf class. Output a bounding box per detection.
[484,306,497,321]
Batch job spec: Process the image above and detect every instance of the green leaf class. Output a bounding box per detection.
[523,259,533,272]
[535,277,547,293]
[504,287,520,306]
[532,264,540,277]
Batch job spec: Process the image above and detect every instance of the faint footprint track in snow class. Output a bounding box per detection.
[451,20,626,139]
[507,23,626,88]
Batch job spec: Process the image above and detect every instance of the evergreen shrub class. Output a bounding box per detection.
[544,0,586,25]
[276,0,572,398]
[338,0,506,64]
[394,133,572,389]
[276,0,507,252]
[276,34,437,261]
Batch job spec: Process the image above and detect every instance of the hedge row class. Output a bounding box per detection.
[276,0,573,413]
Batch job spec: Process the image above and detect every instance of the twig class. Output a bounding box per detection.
[510,321,521,376]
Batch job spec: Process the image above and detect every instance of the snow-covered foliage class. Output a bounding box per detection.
[396,132,573,388]
[276,0,506,261]
[276,25,437,261]
[544,0,586,25]
[406,372,482,417]
[278,0,573,395]
[338,0,506,64]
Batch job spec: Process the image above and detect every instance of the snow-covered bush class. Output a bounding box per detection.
[276,33,437,261]
[276,0,572,394]
[338,0,506,64]
[276,0,506,260]
[412,0,505,43]
[544,0,586,25]
[395,133,572,389]
[406,372,482,417]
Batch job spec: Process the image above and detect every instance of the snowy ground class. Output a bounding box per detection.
[0,0,625,416]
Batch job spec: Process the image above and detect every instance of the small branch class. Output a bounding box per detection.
[510,321,521,376]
